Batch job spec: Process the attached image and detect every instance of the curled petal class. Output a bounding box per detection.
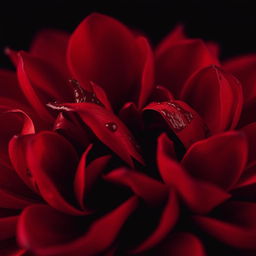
[182,131,248,190]
[157,134,230,214]
[74,145,111,209]
[131,190,179,253]
[26,131,84,215]
[181,66,243,133]
[18,198,138,256]
[144,100,207,148]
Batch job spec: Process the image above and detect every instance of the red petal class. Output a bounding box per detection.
[150,85,175,102]
[156,39,218,97]
[144,100,208,148]
[26,131,84,215]
[104,168,168,206]
[156,232,206,256]
[18,198,138,256]
[0,216,18,240]
[193,201,256,249]
[67,13,142,108]
[48,102,144,167]
[30,29,70,76]
[156,25,187,57]
[131,190,179,253]
[136,36,154,109]
[242,122,256,163]
[74,145,111,209]
[157,134,230,214]
[181,66,243,133]
[182,131,247,190]
[224,54,256,104]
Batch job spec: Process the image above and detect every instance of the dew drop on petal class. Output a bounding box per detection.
[105,122,118,132]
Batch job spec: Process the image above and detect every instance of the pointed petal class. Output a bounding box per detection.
[181,66,243,133]
[48,102,144,166]
[157,134,230,214]
[182,131,248,190]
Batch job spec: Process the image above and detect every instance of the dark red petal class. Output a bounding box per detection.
[150,85,175,102]
[236,162,256,188]
[0,216,18,240]
[131,190,179,253]
[74,145,111,209]
[67,13,142,108]
[26,131,84,215]
[136,36,154,109]
[0,69,28,105]
[17,53,54,123]
[155,25,187,57]
[48,102,144,167]
[181,66,243,133]
[18,198,138,256]
[224,54,256,104]
[156,232,206,256]
[242,122,256,164]
[0,163,37,209]
[206,41,220,58]
[157,134,230,214]
[182,131,247,190]
[144,100,207,148]
[193,201,256,250]
[104,168,168,206]
[156,39,218,97]
[30,29,70,75]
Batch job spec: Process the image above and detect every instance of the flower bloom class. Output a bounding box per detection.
[0,13,256,256]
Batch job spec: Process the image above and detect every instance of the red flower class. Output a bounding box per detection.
[0,13,256,256]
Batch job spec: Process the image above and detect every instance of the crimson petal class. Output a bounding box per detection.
[144,100,207,148]
[26,131,84,215]
[30,29,70,76]
[18,198,138,256]
[67,13,142,108]
[181,65,243,133]
[193,201,256,250]
[182,131,247,190]
[156,39,218,97]
[104,168,168,206]
[157,134,230,214]
[48,102,144,167]
[74,145,111,209]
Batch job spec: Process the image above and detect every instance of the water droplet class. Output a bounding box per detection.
[105,122,118,132]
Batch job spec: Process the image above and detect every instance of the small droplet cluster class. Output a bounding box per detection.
[69,79,103,106]
[105,122,118,132]
[161,102,194,132]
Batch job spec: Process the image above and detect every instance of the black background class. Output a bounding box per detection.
[0,0,255,69]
